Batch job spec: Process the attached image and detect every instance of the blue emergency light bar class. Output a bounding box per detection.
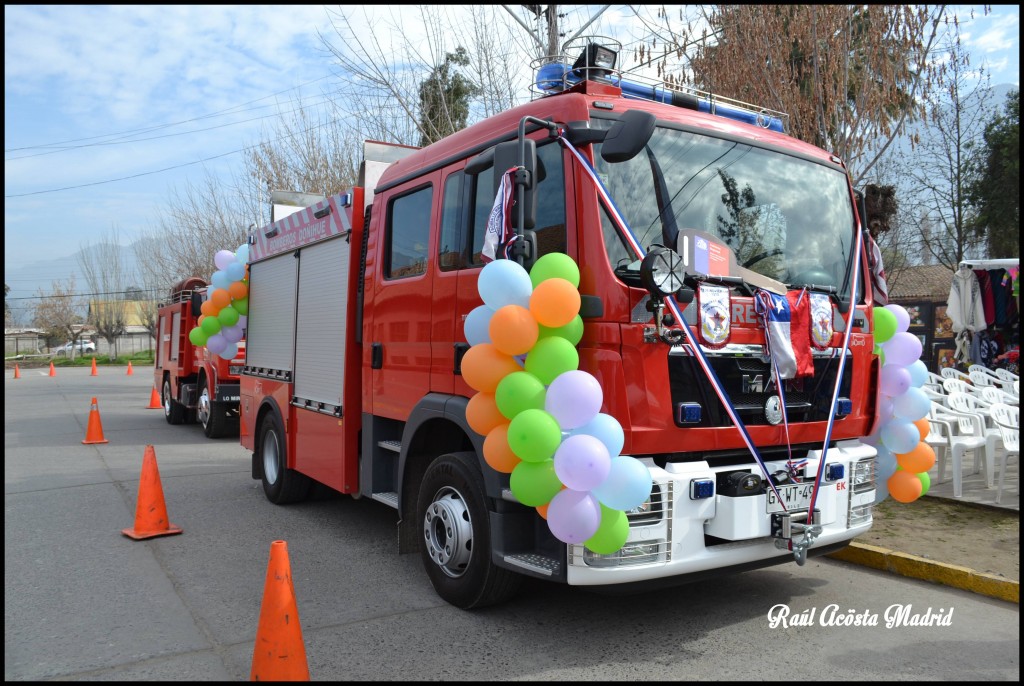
[535,61,787,134]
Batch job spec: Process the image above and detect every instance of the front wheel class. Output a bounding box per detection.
[257,411,312,504]
[198,376,228,438]
[416,452,522,609]
[163,377,186,425]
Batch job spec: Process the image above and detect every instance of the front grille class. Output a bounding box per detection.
[668,348,853,427]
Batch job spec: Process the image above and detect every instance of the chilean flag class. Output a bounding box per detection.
[756,290,813,379]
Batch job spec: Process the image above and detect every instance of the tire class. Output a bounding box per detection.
[198,376,228,438]
[416,452,522,609]
[258,411,312,504]
[163,377,186,425]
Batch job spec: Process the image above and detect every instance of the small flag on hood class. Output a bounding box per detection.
[481,167,516,263]
[755,289,814,380]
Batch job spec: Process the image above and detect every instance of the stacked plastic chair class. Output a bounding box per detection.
[988,403,1019,505]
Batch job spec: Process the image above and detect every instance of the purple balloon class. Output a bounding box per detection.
[546,489,602,544]
[883,331,923,368]
[221,324,244,344]
[879,365,911,398]
[877,396,895,422]
[214,249,236,271]
[884,304,911,334]
[554,434,612,491]
[205,333,227,355]
[545,370,603,430]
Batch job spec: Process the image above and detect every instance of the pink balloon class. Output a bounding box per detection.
[883,331,923,368]
[879,365,911,397]
[546,489,601,544]
[554,434,612,491]
[545,370,603,430]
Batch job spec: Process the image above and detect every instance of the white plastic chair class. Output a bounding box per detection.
[969,364,1000,379]
[994,368,1019,384]
[969,369,1016,394]
[941,367,972,383]
[923,386,947,407]
[989,403,1019,505]
[981,385,1019,407]
[946,391,1000,488]
[942,378,981,398]
[929,403,988,498]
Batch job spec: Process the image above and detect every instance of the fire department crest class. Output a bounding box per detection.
[699,283,730,347]
[810,292,833,349]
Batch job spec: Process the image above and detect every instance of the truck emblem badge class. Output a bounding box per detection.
[810,292,833,349]
[764,395,784,425]
[698,283,730,348]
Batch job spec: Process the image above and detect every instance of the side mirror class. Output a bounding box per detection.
[191,291,203,319]
[601,109,656,163]
[493,139,536,230]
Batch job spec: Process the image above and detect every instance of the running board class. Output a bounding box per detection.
[503,552,561,577]
[370,491,399,509]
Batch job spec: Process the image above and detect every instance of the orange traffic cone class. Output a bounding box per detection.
[122,445,183,540]
[49,362,56,377]
[91,357,98,376]
[250,541,310,681]
[82,396,109,444]
[147,386,162,409]
[13,364,20,379]
[126,361,134,376]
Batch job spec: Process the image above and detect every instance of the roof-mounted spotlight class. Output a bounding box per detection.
[572,43,617,80]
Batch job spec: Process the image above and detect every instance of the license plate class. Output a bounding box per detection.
[766,484,815,513]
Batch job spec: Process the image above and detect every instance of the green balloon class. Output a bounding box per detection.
[509,459,563,506]
[201,316,222,335]
[917,471,931,496]
[507,408,562,462]
[495,371,547,420]
[525,336,579,385]
[873,307,897,344]
[233,297,249,316]
[537,315,584,346]
[530,252,580,289]
[189,327,208,347]
[585,505,630,554]
[218,304,239,327]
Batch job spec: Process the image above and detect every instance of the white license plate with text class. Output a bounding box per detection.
[766,484,815,513]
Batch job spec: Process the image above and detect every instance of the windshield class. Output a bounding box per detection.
[595,123,857,298]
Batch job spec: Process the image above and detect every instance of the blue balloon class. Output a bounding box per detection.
[873,478,890,505]
[477,259,533,310]
[591,455,652,511]
[464,305,495,346]
[893,386,931,421]
[880,419,918,454]
[236,243,250,265]
[225,261,245,282]
[211,270,230,290]
[569,412,624,458]
[906,360,929,388]
[875,445,899,481]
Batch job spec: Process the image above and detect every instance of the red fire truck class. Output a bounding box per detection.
[240,44,880,608]
[155,277,245,438]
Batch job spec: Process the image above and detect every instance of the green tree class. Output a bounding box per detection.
[967,89,1019,258]
[417,47,479,147]
[4,283,10,327]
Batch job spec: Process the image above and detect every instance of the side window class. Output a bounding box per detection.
[469,140,567,266]
[439,170,466,271]
[386,185,432,279]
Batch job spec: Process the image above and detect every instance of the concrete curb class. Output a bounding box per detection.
[827,542,1019,604]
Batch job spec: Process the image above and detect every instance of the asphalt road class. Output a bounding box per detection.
[5,366,1020,681]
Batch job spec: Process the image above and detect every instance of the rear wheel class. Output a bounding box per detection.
[416,452,522,609]
[198,376,228,438]
[258,411,312,504]
[163,377,186,425]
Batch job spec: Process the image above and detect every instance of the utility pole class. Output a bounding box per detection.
[546,5,559,57]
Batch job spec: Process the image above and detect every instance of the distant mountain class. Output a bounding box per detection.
[5,244,141,327]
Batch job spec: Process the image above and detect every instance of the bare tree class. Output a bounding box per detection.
[895,23,993,270]
[78,228,131,360]
[627,5,960,185]
[130,235,166,345]
[32,277,85,356]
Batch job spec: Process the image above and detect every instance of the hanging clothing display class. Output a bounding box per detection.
[947,266,987,364]
[973,269,995,326]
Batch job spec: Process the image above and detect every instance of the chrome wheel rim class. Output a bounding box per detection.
[423,486,473,578]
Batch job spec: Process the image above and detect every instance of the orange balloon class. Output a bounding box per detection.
[210,289,231,310]
[228,280,249,301]
[896,441,936,473]
[536,503,549,520]
[200,299,218,317]
[489,305,539,356]
[529,277,581,328]
[483,423,521,474]
[466,392,506,436]
[460,343,522,393]
[888,469,923,503]
[913,417,931,441]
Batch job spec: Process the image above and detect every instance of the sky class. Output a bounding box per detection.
[4,4,1020,315]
